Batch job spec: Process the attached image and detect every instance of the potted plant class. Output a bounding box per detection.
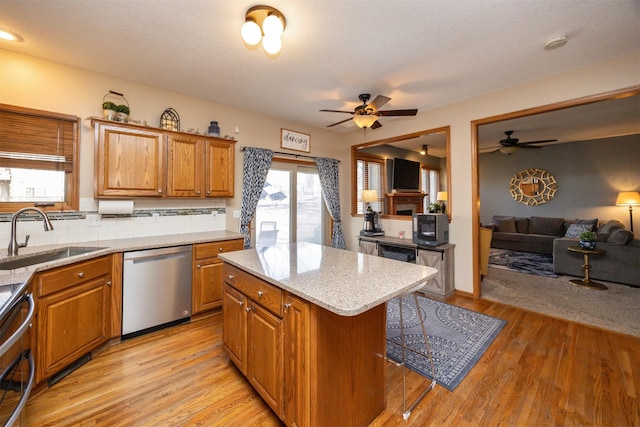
[102,101,117,120]
[114,104,130,122]
[578,231,597,250]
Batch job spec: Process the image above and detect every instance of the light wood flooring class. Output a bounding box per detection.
[25,295,640,426]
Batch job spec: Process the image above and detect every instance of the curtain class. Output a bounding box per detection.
[240,147,273,248]
[315,157,346,249]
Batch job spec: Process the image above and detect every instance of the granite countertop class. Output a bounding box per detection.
[218,242,438,316]
[0,230,244,314]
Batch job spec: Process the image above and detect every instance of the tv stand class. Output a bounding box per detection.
[386,192,426,215]
[358,235,455,299]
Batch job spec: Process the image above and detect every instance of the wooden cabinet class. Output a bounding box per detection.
[283,293,310,427]
[417,245,455,298]
[192,239,244,315]
[222,265,285,418]
[93,119,236,198]
[94,121,165,197]
[35,256,112,384]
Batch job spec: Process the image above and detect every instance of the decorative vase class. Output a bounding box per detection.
[579,240,596,250]
[208,121,220,137]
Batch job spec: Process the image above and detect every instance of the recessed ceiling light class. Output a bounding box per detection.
[544,35,568,50]
[0,28,23,42]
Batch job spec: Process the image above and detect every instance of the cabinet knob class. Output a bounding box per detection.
[238,300,243,307]
[106,280,112,286]
[228,274,234,281]
[196,190,201,195]
[257,290,264,298]
[284,303,291,312]
[158,189,163,194]
[219,247,224,252]
[77,272,84,278]
[206,190,211,195]
[245,307,251,312]
[197,264,201,269]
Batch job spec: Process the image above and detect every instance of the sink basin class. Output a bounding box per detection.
[0,247,107,270]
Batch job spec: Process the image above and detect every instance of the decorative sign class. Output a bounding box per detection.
[281,129,310,153]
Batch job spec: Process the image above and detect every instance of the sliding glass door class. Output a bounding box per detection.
[255,162,325,246]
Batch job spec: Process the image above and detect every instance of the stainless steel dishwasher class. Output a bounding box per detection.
[122,245,192,339]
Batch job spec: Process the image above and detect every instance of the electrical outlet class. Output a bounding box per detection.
[233,210,241,218]
[152,212,160,222]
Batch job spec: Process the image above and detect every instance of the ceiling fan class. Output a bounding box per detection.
[488,130,558,154]
[320,94,418,129]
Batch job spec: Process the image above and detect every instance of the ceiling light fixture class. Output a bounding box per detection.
[499,146,519,155]
[544,35,568,50]
[352,114,378,129]
[0,28,23,42]
[420,145,428,156]
[241,5,286,55]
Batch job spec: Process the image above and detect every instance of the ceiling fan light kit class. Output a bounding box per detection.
[241,5,286,54]
[320,93,418,130]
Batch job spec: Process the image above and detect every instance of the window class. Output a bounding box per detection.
[356,154,386,214]
[255,161,326,246]
[422,166,440,211]
[0,104,80,212]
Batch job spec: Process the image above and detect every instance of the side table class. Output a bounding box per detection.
[566,246,608,290]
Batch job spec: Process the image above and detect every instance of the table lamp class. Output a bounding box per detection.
[436,191,448,213]
[361,189,378,212]
[615,191,640,232]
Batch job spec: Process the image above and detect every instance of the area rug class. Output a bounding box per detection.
[489,248,558,278]
[386,294,506,391]
[482,267,640,338]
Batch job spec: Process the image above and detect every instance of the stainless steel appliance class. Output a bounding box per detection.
[122,245,192,339]
[360,207,384,237]
[0,287,35,426]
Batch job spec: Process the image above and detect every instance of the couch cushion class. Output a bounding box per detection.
[494,217,517,233]
[529,217,565,236]
[514,217,529,233]
[565,223,593,238]
[607,229,635,245]
[596,219,625,241]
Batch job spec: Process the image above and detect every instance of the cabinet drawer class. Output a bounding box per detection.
[195,239,244,259]
[37,256,111,297]
[223,264,282,317]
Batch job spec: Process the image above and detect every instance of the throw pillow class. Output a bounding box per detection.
[597,219,625,241]
[494,217,517,233]
[514,217,529,233]
[607,229,634,245]
[574,218,598,228]
[565,223,593,238]
[529,217,565,236]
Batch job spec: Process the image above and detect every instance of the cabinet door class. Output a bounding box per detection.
[417,249,446,294]
[247,300,283,418]
[205,139,235,197]
[167,134,203,197]
[222,284,246,373]
[284,294,311,427]
[358,240,378,255]
[192,257,223,314]
[95,123,165,197]
[36,276,111,383]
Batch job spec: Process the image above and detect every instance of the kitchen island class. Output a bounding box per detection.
[219,242,437,427]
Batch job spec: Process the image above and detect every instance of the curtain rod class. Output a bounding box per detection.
[240,146,339,162]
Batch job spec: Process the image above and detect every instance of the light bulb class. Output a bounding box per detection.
[262,14,284,37]
[241,19,261,46]
[262,34,282,54]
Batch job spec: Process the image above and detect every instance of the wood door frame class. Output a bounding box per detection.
[471,85,640,298]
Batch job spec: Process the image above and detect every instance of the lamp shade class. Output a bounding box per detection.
[353,114,378,129]
[436,191,448,201]
[615,191,640,206]
[241,19,261,45]
[361,189,378,203]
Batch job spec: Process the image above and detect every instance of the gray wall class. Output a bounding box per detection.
[479,135,640,228]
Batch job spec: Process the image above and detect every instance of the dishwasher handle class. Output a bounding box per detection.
[0,293,35,357]
[129,252,190,264]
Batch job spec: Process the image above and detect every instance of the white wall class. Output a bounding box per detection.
[1,49,638,294]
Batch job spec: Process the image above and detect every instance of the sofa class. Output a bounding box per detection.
[483,215,579,255]
[553,221,639,287]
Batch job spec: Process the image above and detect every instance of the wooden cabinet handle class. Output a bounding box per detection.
[284,303,291,312]
[77,272,84,278]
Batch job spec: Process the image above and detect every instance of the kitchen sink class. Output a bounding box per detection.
[0,247,107,270]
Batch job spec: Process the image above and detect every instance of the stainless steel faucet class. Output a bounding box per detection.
[7,207,54,256]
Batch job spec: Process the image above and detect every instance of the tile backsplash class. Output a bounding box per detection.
[0,205,227,250]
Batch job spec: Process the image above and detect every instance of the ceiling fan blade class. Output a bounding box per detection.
[371,120,382,129]
[376,109,418,117]
[319,109,354,114]
[326,117,353,127]
[518,145,542,149]
[368,95,391,112]
[519,139,558,145]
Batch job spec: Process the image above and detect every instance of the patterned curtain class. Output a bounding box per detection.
[240,147,273,248]
[315,157,346,249]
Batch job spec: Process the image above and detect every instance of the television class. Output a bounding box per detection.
[391,157,421,192]
[412,213,449,247]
